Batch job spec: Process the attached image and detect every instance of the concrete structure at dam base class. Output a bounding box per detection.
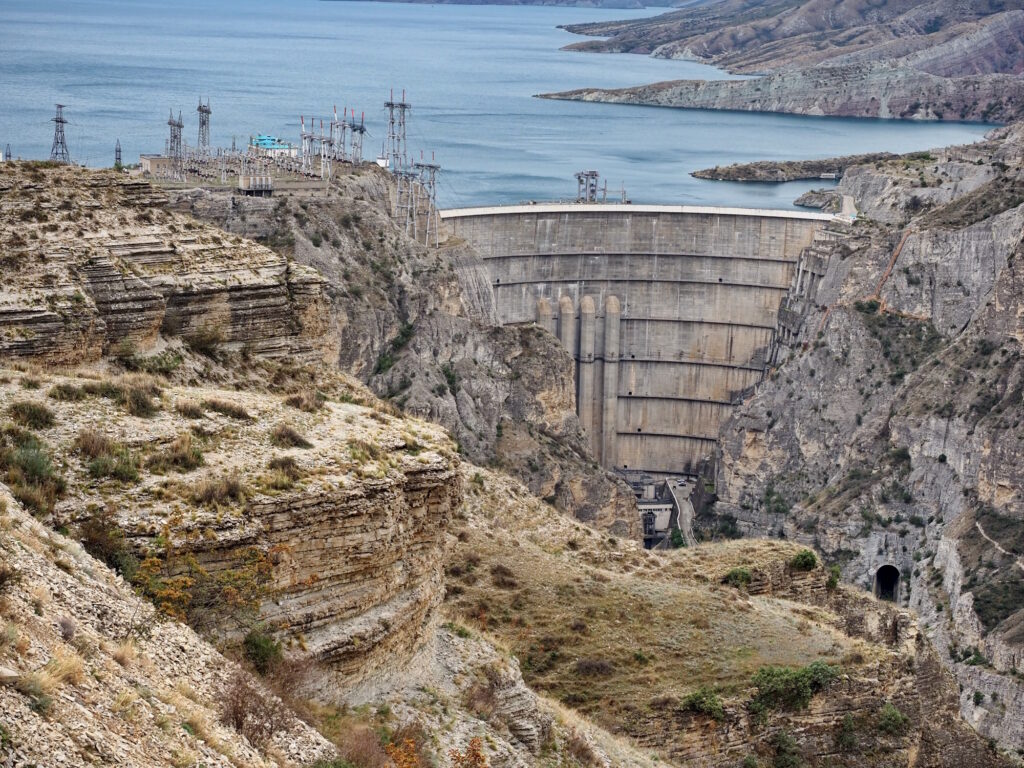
[441,203,842,480]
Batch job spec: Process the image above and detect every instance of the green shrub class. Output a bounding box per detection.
[681,686,724,720]
[7,401,56,429]
[789,549,817,571]
[835,713,857,751]
[724,567,752,589]
[0,426,65,515]
[772,730,802,768]
[88,451,139,483]
[243,629,282,674]
[184,325,224,356]
[750,662,838,712]
[128,351,183,376]
[826,564,841,591]
[877,702,908,735]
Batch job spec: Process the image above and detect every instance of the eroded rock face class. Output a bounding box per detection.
[542,62,1024,123]
[0,369,460,691]
[170,167,637,535]
[0,486,336,767]
[550,2,1024,123]
[0,164,333,367]
[710,126,1024,751]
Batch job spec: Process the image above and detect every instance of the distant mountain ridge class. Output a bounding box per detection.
[543,0,1024,122]
[321,0,680,7]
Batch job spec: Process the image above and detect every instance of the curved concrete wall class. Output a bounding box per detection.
[442,204,833,475]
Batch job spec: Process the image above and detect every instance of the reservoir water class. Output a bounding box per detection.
[0,0,990,208]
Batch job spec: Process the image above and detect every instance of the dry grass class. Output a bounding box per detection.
[48,383,86,402]
[73,429,116,460]
[191,473,248,507]
[147,432,204,473]
[448,466,854,740]
[174,400,206,419]
[270,423,312,449]
[113,688,140,719]
[44,650,85,686]
[73,429,139,483]
[284,389,326,413]
[202,398,251,421]
[112,638,137,667]
[7,400,56,429]
[80,374,162,417]
[218,670,289,749]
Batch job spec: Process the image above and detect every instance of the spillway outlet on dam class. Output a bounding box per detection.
[441,203,842,481]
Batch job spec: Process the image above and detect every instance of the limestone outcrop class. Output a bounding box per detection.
[0,485,335,767]
[541,62,1024,123]
[709,124,1024,753]
[0,366,461,692]
[169,167,637,535]
[0,163,333,367]
[547,2,1024,123]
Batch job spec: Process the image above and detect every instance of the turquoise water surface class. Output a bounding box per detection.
[0,0,991,207]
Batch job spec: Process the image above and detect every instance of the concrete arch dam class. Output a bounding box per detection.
[440,204,836,476]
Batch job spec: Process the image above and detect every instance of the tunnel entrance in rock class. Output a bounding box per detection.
[875,564,900,602]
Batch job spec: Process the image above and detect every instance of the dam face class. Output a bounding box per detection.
[441,204,834,476]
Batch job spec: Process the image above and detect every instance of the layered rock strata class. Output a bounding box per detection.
[0,164,332,367]
[0,369,459,690]
[710,125,1024,751]
[168,167,637,535]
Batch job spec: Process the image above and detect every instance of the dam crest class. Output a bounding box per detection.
[441,203,843,477]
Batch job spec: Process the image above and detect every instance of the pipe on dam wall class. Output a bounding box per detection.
[536,297,555,336]
[443,205,833,476]
[578,296,596,457]
[602,295,620,469]
[557,294,576,359]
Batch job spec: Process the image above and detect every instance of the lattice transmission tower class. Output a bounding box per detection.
[384,89,410,173]
[197,98,211,155]
[349,110,366,163]
[50,104,71,164]
[414,152,441,247]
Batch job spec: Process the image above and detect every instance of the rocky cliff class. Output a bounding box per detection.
[168,167,636,535]
[0,366,460,691]
[693,153,897,183]
[0,163,333,367]
[547,1,1024,122]
[445,466,1010,768]
[0,485,335,767]
[709,123,1024,755]
[541,62,1024,123]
